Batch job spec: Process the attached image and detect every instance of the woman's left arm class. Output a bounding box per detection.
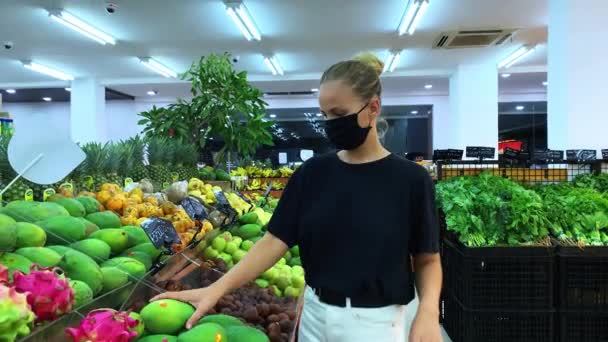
[410,253,443,342]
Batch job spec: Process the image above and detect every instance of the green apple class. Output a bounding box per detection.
[233,249,247,263]
[274,275,292,291]
[277,258,286,265]
[284,251,292,261]
[290,245,300,257]
[255,278,269,288]
[225,241,238,255]
[232,237,243,248]
[288,257,302,267]
[222,232,233,241]
[241,240,254,251]
[291,274,305,289]
[277,265,292,274]
[270,285,282,297]
[262,267,278,282]
[203,247,219,260]
[218,252,232,264]
[291,265,304,276]
[212,236,227,252]
[227,260,234,269]
[284,286,300,298]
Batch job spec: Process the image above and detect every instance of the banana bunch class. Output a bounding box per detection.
[271,181,285,190]
[245,166,263,178]
[225,192,251,216]
[261,168,274,177]
[247,179,264,191]
[278,166,294,178]
[230,167,248,177]
[187,177,218,205]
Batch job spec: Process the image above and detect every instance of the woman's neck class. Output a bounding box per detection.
[338,130,389,164]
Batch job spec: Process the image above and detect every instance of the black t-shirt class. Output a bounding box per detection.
[267,153,439,305]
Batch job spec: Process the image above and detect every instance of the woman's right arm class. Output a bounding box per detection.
[150,232,288,329]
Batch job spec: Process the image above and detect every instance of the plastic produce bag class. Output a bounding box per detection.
[166,181,188,204]
[139,179,154,194]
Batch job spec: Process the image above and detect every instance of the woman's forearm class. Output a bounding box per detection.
[211,232,288,295]
[413,253,442,314]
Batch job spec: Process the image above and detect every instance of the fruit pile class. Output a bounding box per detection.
[246,179,286,191]
[187,178,252,215]
[198,166,232,182]
[231,166,294,179]
[0,198,164,339]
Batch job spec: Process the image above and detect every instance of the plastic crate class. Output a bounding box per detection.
[558,310,608,342]
[442,237,555,310]
[443,293,555,342]
[557,246,608,310]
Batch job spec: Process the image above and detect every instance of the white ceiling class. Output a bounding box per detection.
[0,0,548,96]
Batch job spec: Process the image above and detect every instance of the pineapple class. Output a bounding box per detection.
[79,142,108,192]
[171,139,188,181]
[103,143,123,186]
[146,137,171,191]
[126,135,149,182]
[183,144,199,180]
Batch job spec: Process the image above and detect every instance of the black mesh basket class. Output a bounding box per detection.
[557,246,608,311]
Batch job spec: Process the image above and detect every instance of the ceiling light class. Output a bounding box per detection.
[498,45,535,69]
[316,113,323,117]
[5,89,16,94]
[49,10,115,45]
[516,105,524,111]
[147,90,158,96]
[209,137,214,140]
[501,73,511,78]
[383,51,402,73]
[311,88,319,92]
[398,0,429,36]
[424,84,433,89]
[42,97,52,102]
[65,87,71,92]
[411,110,418,114]
[269,114,277,118]
[139,57,177,78]
[263,55,284,76]
[22,61,74,81]
[542,81,548,86]
[225,1,261,41]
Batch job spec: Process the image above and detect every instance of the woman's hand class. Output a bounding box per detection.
[409,307,442,342]
[150,285,224,329]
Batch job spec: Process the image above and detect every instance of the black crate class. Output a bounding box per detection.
[558,310,608,342]
[443,237,555,310]
[557,246,608,310]
[443,293,555,342]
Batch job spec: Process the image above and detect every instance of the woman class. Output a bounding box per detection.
[152,53,443,342]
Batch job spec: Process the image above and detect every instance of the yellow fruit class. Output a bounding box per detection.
[106,196,125,213]
[121,215,138,226]
[96,190,112,204]
[144,196,158,206]
[136,217,148,226]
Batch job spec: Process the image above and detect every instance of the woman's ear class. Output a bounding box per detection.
[369,96,381,117]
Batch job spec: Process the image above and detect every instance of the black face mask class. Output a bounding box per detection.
[324,103,371,150]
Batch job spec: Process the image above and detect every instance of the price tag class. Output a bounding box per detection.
[236,191,252,205]
[162,182,170,190]
[466,146,495,160]
[124,177,133,188]
[533,150,549,163]
[60,182,73,193]
[548,150,564,162]
[140,217,181,250]
[171,172,179,182]
[213,189,238,216]
[180,196,209,221]
[84,176,94,189]
[24,189,34,201]
[433,149,463,161]
[602,149,608,161]
[503,147,520,160]
[43,188,56,201]
[566,149,597,162]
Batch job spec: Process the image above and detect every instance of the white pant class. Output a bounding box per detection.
[298,286,411,342]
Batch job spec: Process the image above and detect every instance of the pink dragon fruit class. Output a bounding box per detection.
[0,284,36,341]
[12,264,74,323]
[66,309,139,342]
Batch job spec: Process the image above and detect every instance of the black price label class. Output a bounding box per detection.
[180,196,208,221]
[433,149,463,161]
[548,150,564,162]
[566,149,597,162]
[503,147,520,159]
[141,217,181,250]
[602,149,608,161]
[263,183,273,197]
[466,146,495,159]
[533,150,549,163]
[213,190,238,217]
[236,191,252,204]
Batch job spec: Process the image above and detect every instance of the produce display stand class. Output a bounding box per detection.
[437,159,608,342]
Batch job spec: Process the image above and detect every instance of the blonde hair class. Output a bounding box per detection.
[320,52,383,101]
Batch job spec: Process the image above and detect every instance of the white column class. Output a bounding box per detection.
[449,63,498,153]
[548,0,608,154]
[70,78,106,143]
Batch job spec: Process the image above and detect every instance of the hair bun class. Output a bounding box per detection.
[352,52,384,77]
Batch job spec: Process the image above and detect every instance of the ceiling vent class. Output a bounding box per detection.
[433,29,516,49]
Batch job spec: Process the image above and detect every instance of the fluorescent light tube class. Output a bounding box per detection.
[398,0,429,36]
[23,61,74,81]
[225,2,261,41]
[42,97,52,102]
[5,89,16,94]
[498,46,535,69]
[383,54,395,73]
[139,58,177,78]
[49,10,115,45]
[264,56,284,76]
[383,51,402,72]
[264,57,277,75]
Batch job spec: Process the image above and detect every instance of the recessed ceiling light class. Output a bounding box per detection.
[209,137,214,140]
[542,81,548,86]
[147,90,158,96]
[316,113,323,117]
[311,88,319,92]
[501,73,511,78]
[42,97,52,102]
[424,84,433,89]
[5,89,16,94]
[269,114,277,118]
[516,105,524,111]
[411,110,419,114]
[65,87,71,92]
